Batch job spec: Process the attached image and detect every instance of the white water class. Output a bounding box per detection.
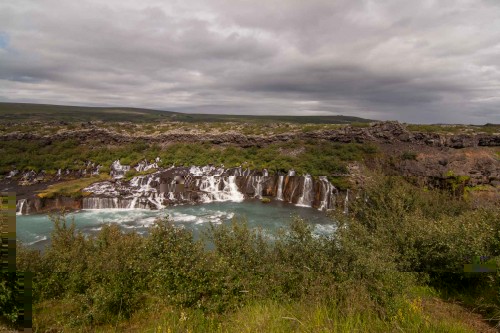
[15,167,338,216]
[199,176,244,202]
[129,196,138,210]
[189,165,224,176]
[318,176,335,211]
[296,175,314,207]
[135,159,159,172]
[83,197,130,209]
[7,170,19,178]
[16,199,26,215]
[343,189,349,214]
[276,176,284,201]
[252,176,264,199]
[17,201,334,248]
[110,160,131,179]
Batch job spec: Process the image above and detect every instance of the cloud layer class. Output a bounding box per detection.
[1,0,500,123]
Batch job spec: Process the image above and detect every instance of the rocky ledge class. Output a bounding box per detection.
[2,121,499,148]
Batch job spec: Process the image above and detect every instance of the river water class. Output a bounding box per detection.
[16,199,335,249]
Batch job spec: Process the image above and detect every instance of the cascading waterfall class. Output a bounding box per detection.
[83,197,133,209]
[289,179,300,202]
[110,160,131,179]
[226,176,244,201]
[276,175,284,201]
[75,165,339,211]
[318,176,335,211]
[16,199,26,215]
[252,176,263,199]
[343,189,349,214]
[296,175,313,207]
[199,176,244,202]
[147,193,165,210]
[129,196,139,209]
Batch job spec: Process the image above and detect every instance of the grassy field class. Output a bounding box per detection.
[0,102,373,124]
[36,174,110,199]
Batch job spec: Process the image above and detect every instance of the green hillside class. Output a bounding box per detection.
[0,102,373,124]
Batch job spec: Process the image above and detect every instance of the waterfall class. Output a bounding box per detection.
[147,193,165,210]
[83,197,132,209]
[296,175,314,207]
[129,196,138,209]
[252,176,263,199]
[78,165,339,211]
[199,176,244,202]
[135,159,158,172]
[318,176,335,211]
[110,160,130,179]
[91,165,101,176]
[289,179,300,202]
[16,199,26,215]
[276,176,284,201]
[7,170,19,178]
[343,189,349,214]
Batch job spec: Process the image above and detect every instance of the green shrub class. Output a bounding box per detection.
[0,272,22,327]
[15,176,500,331]
[401,151,418,160]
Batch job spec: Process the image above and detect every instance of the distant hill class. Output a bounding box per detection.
[0,102,373,124]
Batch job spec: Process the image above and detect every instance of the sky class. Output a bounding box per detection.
[1,0,500,124]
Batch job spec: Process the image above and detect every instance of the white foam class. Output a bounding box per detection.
[26,235,48,246]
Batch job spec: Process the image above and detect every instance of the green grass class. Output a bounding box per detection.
[123,168,157,182]
[0,138,378,179]
[36,174,110,198]
[0,102,373,124]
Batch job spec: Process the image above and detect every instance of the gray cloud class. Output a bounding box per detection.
[1,0,500,123]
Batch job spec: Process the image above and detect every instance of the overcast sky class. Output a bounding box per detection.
[1,0,499,124]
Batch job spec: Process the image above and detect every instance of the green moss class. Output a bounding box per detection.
[328,176,351,190]
[464,185,491,192]
[401,151,418,160]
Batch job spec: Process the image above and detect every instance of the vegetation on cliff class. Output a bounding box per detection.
[0,138,377,179]
[5,177,498,332]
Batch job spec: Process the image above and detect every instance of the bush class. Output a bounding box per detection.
[15,176,500,331]
[0,272,22,326]
[336,176,500,318]
[401,151,417,160]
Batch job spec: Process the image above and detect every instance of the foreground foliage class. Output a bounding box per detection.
[7,177,500,331]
